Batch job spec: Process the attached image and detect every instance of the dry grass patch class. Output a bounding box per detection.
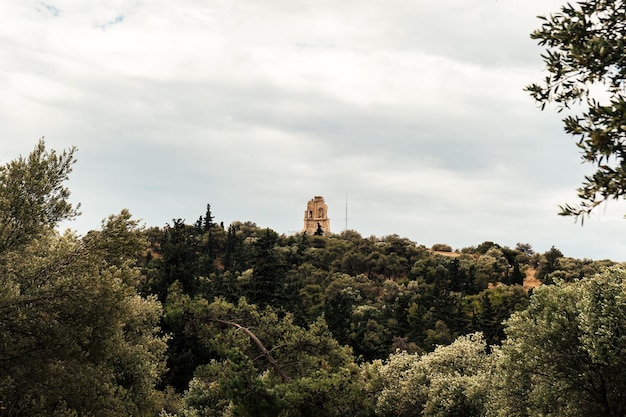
[523,267,542,291]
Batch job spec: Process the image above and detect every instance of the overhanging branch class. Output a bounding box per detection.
[210,318,291,383]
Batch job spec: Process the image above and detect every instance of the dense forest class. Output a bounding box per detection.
[3,141,626,417]
[4,0,626,414]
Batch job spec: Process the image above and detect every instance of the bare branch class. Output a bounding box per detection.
[210,318,292,383]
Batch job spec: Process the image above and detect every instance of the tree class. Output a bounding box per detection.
[0,142,167,416]
[514,242,534,256]
[0,213,168,416]
[511,260,524,286]
[490,267,626,417]
[324,279,362,347]
[371,333,492,417]
[470,285,529,346]
[0,138,79,252]
[536,245,564,283]
[173,297,371,417]
[526,0,626,220]
[195,203,226,270]
[247,228,285,307]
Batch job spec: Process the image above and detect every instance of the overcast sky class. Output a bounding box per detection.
[1,0,625,261]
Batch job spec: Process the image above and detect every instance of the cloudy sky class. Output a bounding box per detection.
[1,0,624,261]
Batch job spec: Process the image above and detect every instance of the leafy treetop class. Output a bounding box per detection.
[526,0,626,221]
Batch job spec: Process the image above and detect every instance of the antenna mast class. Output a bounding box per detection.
[345,193,348,231]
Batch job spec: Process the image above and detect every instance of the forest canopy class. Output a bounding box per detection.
[3,141,626,416]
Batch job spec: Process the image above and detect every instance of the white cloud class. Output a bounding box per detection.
[1,0,624,261]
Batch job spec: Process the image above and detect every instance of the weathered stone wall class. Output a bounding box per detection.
[303,196,330,234]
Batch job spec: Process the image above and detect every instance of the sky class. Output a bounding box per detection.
[1,0,625,261]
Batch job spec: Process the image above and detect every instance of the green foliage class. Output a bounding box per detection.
[514,242,534,256]
[466,285,530,346]
[526,0,626,219]
[0,217,167,416]
[534,246,613,284]
[491,267,626,417]
[161,282,215,392]
[145,206,625,399]
[174,297,372,417]
[247,228,285,307]
[139,205,626,415]
[8,141,626,416]
[371,333,492,417]
[536,245,563,282]
[0,139,80,252]
[0,141,167,416]
[431,243,453,252]
[475,241,499,255]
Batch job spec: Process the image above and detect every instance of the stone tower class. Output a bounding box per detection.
[303,196,330,235]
